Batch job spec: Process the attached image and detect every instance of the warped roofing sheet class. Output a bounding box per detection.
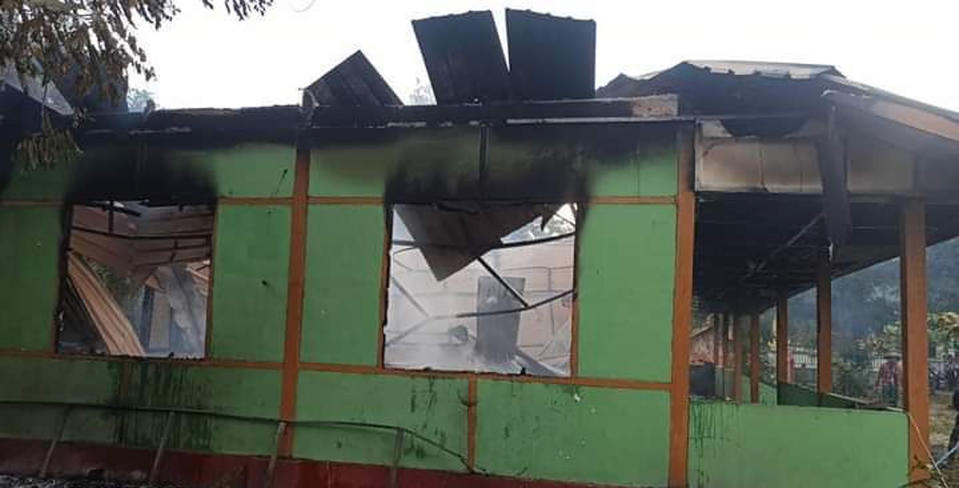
[302,51,402,107]
[506,9,596,100]
[412,11,510,104]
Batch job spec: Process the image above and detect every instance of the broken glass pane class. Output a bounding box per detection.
[384,203,575,376]
[56,201,213,358]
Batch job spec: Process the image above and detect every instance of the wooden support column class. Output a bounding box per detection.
[667,128,695,488]
[712,314,724,399]
[723,312,732,395]
[901,199,929,483]
[750,313,760,403]
[816,255,832,394]
[278,139,310,456]
[732,315,743,402]
[776,293,789,384]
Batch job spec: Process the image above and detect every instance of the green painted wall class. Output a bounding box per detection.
[210,204,290,362]
[578,204,676,381]
[119,362,280,455]
[309,128,480,198]
[0,357,280,455]
[309,126,676,200]
[688,401,907,488]
[0,143,294,200]
[0,144,136,200]
[777,382,871,409]
[301,205,384,365]
[0,356,123,445]
[0,128,909,488]
[486,126,677,199]
[586,142,676,197]
[0,206,61,350]
[476,381,669,486]
[759,381,777,405]
[145,144,295,197]
[294,371,468,471]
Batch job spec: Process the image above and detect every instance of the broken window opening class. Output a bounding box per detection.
[384,202,576,377]
[56,201,214,358]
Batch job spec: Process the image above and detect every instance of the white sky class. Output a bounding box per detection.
[132,0,959,112]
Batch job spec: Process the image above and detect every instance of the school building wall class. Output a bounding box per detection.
[0,125,909,487]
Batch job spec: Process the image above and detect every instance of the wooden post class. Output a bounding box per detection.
[901,199,929,483]
[278,139,310,456]
[776,293,789,384]
[667,127,695,488]
[732,315,743,402]
[723,312,732,398]
[750,313,760,403]
[713,314,724,398]
[712,314,722,368]
[816,255,832,394]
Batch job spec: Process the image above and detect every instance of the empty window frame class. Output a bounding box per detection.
[56,201,214,358]
[384,202,577,376]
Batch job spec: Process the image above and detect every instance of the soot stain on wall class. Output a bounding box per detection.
[114,363,214,451]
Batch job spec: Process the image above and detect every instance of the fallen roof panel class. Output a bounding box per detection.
[302,51,402,108]
[506,9,596,100]
[413,11,510,104]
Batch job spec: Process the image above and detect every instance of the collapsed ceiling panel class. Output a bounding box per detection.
[302,51,402,108]
[505,9,596,101]
[412,11,510,104]
[70,202,214,277]
[394,203,557,281]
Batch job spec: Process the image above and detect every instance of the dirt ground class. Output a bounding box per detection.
[0,476,167,488]
[932,391,959,486]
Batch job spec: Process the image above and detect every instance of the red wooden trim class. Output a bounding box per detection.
[749,313,760,403]
[298,362,671,391]
[776,293,789,384]
[668,128,694,487]
[816,255,832,394]
[0,438,623,488]
[0,349,283,369]
[900,198,930,483]
[279,141,311,456]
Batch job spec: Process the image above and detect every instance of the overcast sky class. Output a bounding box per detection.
[131,0,959,112]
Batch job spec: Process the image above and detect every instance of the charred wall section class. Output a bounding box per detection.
[0,124,681,487]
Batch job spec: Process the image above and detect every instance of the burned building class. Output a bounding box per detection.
[1,9,958,488]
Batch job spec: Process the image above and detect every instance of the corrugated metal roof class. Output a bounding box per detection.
[821,73,959,123]
[412,11,510,104]
[302,51,402,108]
[506,9,595,100]
[597,60,959,133]
[683,60,842,79]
